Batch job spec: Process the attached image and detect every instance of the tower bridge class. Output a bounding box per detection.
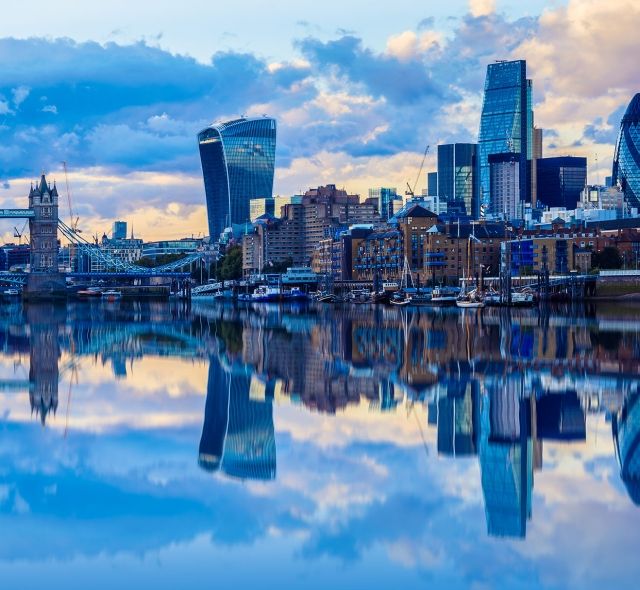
[0,174,198,296]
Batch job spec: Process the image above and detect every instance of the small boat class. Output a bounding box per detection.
[390,296,411,306]
[103,289,122,302]
[456,298,485,309]
[431,286,459,305]
[251,285,282,302]
[284,287,308,302]
[77,287,102,298]
[510,289,536,306]
[347,289,371,304]
[2,288,21,298]
[316,291,336,303]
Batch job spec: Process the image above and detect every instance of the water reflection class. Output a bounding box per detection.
[1,300,640,588]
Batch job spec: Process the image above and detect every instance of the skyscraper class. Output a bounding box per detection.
[198,117,277,239]
[537,156,587,209]
[478,60,533,218]
[613,93,640,211]
[437,143,478,217]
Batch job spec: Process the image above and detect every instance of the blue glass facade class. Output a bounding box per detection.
[613,93,640,210]
[478,60,532,217]
[537,156,587,209]
[437,143,478,217]
[198,117,276,239]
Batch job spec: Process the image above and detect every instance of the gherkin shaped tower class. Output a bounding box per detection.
[613,93,640,210]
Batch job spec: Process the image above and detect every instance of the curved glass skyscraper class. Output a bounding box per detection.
[198,117,276,239]
[477,60,533,218]
[613,93,640,211]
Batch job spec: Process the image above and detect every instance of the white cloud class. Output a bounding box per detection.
[42,104,58,114]
[469,0,496,18]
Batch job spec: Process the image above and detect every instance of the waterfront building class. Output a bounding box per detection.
[613,93,640,211]
[198,116,276,238]
[537,156,587,210]
[100,232,144,265]
[368,187,400,220]
[352,228,403,282]
[423,221,506,285]
[312,225,373,280]
[437,143,479,217]
[249,197,275,221]
[390,203,439,273]
[489,152,521,220]
[112,220,127,240]
[478,60,533,217]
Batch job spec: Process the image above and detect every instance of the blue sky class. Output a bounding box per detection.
[0,0,638,239]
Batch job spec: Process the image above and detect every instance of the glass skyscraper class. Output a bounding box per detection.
[437,143,478,217]
[477,60,533,217]
[613,93,640,211]
[198,117,276,239]
[537,156,587,209]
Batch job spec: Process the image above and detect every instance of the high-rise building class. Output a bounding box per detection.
[613,93,640,211]
[112,221,127,240]
[537,156,587,209]
[437,143,478,217]
[531,127,543,207]
[249,197,275,221]
[198,116,276,239]
[427,172,438,197]
[368,187,398,220]
[478,60,533,218]
[489,153,520,220]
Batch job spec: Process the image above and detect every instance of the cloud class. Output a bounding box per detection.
[469,0,496,18]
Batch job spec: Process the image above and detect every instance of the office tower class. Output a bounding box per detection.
[478,60,533,218]
[427,172,438,197]
[489,153,520,219]
[437,143,478,217]
[112,221,127,240]
[537,157,587,209]
[531,127,543,207]
[613,93,640,210]
[198,116,276,239]
[249,197,275,221]
[368,187,399,220]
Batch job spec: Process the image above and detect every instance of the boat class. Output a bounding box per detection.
[251,285,282,302]
[390,296,411,306]
[284,287,308,301]
[103,289,122,302]
[77,287,102,298]
[347,289,371,304]
[510,289,536,307]
[2,288,21,298]
[456,279,485,309]
[431,286,459,305]
[316,291,337,303]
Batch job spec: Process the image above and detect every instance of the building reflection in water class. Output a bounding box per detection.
[199,359,276,481]
[8,301,640,537]
[613,389,640,505]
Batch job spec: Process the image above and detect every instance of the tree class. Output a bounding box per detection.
[262,257,293,274]
[216,245,243,281]
[592,246,623,270]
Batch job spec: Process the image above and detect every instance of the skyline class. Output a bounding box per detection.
[0,0,639,240]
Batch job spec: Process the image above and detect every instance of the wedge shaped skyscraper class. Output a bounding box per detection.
[198,117,276,239]
[613,93,640,211]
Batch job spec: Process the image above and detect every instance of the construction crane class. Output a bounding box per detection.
[61,161,81,233]
[13,220,28,245]
[405,143,430,198]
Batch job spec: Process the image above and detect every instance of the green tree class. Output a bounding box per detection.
[592,246,623,270]
[262,257,293,274]
[216,245,243,281]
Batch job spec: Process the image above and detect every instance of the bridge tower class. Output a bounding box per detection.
[24,173,67,299]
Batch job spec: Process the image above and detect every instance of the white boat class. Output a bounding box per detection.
[251,285,282,302]
[431,286,459,305]
[3,288,20,297]
[511,290,536,306]
[456,299,485,309]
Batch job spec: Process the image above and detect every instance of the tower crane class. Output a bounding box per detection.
[61,161,81,233]
[13,220,28,245]
[405,143,430,198]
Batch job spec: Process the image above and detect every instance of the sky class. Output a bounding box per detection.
[0,0,638,240]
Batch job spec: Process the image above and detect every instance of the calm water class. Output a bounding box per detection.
[1,300,639,589]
